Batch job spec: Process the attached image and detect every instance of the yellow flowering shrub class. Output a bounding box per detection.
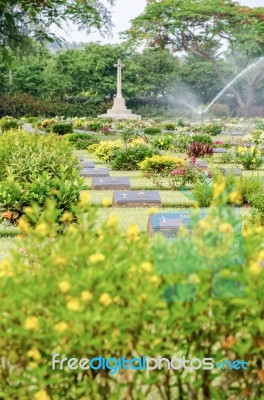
[139,154,185,174]
[91,139,122,162]
[0,200,263,399]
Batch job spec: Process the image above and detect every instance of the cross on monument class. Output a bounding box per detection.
[114,59,124,98]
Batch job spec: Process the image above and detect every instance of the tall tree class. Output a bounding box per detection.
[126,0,264,118]
[0,0,114,52]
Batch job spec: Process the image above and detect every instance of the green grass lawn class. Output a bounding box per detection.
[0,238,16,261]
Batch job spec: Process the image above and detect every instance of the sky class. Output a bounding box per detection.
[57,0,264,44]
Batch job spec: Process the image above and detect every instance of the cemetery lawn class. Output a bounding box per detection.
[0,238,16,261]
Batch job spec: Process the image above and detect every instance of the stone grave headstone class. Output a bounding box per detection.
[231,131,244,136]
[113,190,162,207]
[148,212,191,237]
[81,161,95,168]
[194,160,208,170]
[79,155,84,161]
[80,168,110,177]
[148,211,207,237]
[92,177,131,190]
[220,167,241,176]
[213,148,227,153]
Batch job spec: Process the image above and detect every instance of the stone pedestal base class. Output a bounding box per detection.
[99,96,141,121]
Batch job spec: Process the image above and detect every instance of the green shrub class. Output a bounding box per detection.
[237,176,263,205]
[249,192,264,224]
[152,135,175,150]
[87,119,105,131]
[0,199,263,399]
[51,123,73,135]
[194,123,222,136]
[174,131,192,151]
[92,140,122,162]
[164,123,176,131]
[191,134,213,145]
[192,179,213,207]
[140,154,185,174]
[68,133,99,150]
[0,130,85,220]
[144,126,162,135]
[236,146,263,170]
[256,121,264,130]
[0,117,20,132]
[26,116,39,123]
[110,146,159,170]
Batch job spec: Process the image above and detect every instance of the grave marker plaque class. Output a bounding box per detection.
[113,190,162,208]
[213,148,227,153]
[220,167,241,176]
[148,212,192,237]
[81,161,95,168]
[92,177,131,190]
[80,168,110,177]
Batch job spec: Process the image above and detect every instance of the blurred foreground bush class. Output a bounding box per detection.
[0,198,263,399]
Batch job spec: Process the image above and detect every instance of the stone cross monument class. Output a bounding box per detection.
[115,59,124,98]
[99,59,141,120]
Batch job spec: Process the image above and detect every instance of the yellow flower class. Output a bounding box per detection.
[0,259,13,277]
[153,338,162,345]
[102,197,112,208]
[229,190,242,205]
[96,228,104,241]
[54,321,69,333]
[27,348,41,361]
[34,390,51,400]
[18,218,30,234]
[67,298,82,311]
[59,281,71,293]
[67,225,76,234]
[112,329,121,338]
[140,262,152,272]
[255,225,263,234]
[106,214,119,227]
[24,206,33,215]
[189,274,201,284]
[148,207,158,215]
[99,292,112,307]
[219,223,233,234]
[250,262,261,276]
[79,192,90,207]
[35,223,48,237]
[150,275,161,284]
[127,224,140,242]
[242,226,252,237]
[137,293,147,302]
[61,212,74,223]
[81,290,93,302]
[89,253,105,264]
[53,256,67,267]
[212,182,225,199]
[178,225,189,238]
[197,218,210,229]
[24,316,39,330]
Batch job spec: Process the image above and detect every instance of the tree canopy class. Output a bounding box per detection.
[126,0,264,117]
[0,0,114,52]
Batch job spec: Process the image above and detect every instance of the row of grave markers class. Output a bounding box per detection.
[78,154,241,238]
